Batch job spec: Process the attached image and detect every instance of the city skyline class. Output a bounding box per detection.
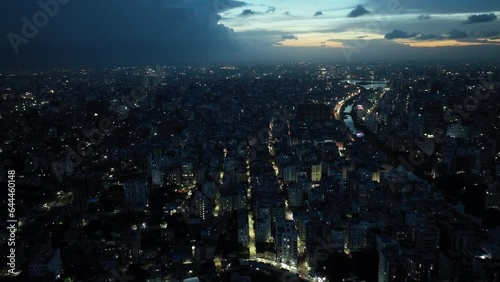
[1,1,500,282]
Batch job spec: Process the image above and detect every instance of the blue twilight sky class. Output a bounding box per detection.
[1,0,500,67]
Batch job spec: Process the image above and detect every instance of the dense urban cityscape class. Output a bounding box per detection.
[2,0,500,281]
[0,61,499,281]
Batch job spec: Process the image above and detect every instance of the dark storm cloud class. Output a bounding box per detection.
[347,5,370,18]
[463,13,497,24]
[240,9,256,16]
[417,15,431,21]
[448,29,468,39]
[0,0,248,67]
[314,11,323,17]
[282,35,298,40]
[384,30,417,39]
[205,0,247,13]
[266,6,276,13]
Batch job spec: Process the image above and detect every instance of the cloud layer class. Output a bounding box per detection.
[463,13,497,24]
[0,0,249,67]
[385,29,469,40]
[2,0,500,67]
[347,5,370,18]
[240,9,256,16]
[385,30,417,39]
[282,34,299,40]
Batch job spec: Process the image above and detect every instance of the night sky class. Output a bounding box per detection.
[2,0,500,67]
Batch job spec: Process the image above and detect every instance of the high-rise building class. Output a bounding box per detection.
[182,160,195,184]
[330,229,345,252]
[219,194,233,215]
[288,183,305,207]
[378,249,401,282]
[311,162,322,182]
[124,180,148,210]
[28,249,62,281]
[151,168,165,186]
[193,191,211,220]
[255,203,272,243]
[275,220,298,265]
[415,224,440,252]
[233,192,247,211]
[271,199,286,237]
[282,165,297,182]
[166,168,181,186]
[404,252,435,282]
[347,221,371,251]
[237,213,250,247]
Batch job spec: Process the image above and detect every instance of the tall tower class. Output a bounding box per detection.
[123,180,148,210]
[275,220,298,265]
[311,162,322,182]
